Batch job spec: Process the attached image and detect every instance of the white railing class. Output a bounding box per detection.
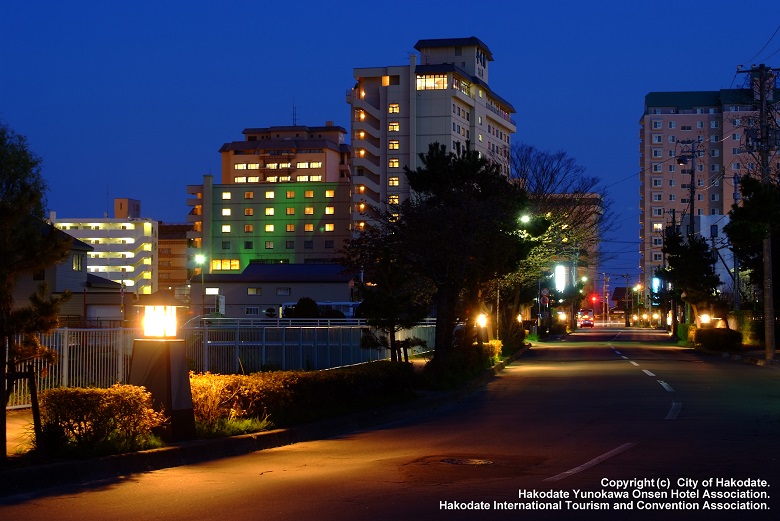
[6,321,436,409]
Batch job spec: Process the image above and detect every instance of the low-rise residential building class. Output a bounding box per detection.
[190,262,355,319]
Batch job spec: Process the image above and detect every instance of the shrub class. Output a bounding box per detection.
[38,384,166,457]
[189,361,416,427]
[694,328,743,352]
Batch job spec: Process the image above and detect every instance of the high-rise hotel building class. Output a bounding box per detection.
[187,124,352,273]
[348,37,516,225]
[639,87,778,293]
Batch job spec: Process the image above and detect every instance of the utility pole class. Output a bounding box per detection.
[676,139,702,240]
[733,173,741,311]
[738,63,778,360]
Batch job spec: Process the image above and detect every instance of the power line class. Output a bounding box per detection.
[744,24,780,65]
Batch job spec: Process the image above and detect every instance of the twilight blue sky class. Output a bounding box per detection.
[2,0,779,279]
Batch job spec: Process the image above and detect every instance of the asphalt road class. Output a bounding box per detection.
[2,327,778,520]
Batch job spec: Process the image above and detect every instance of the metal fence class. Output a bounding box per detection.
[6,320,436,409]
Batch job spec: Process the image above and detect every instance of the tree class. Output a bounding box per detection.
[658,226,721,327]
[505,143,614,330]
[1,123,72,462]
[342,225,433,363]
[398,143,534,363]
[724,174,780,304]
[288,297,321,318]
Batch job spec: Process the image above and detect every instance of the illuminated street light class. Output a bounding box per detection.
[195,253,206,316]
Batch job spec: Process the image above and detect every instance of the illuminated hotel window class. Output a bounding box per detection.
[415,74,448,90]
[325,190,335,197]
[244,191,254,199]
[297,162,310,169]
[298,176,309,182]
[286,207,295,215]
[389,140,399,150]
[265,241,274,249]
[265,208,274,216]
[286,190,295,199]
[325,223,335,232]
[235,177,247,183]
[286,224,295,232]
[221,225,231,233]
[280,176,291,182]
[389,177,400,186]
[265,191,275,199]
[234,164,247,170]
[248,164,260,170]
[222,208,231,216]
[304,207,314,215]
[388,195,399,205]
[212,259,240,271]
[222,192,232,200]
[244,224,253,232]
[245,208,254,216]
[310,175,322,182]
[267,163,278,169]
[266,176,278,182]
[265,224,274,232]
[388,103,400,113]
[388,122,400,132]
[310,162,322,168]
[280,163,291,169]
[248,176,260,182]
[304,224,314,232]
[325,206,334,215]
[388,158,399,168]
[305,190,314,198]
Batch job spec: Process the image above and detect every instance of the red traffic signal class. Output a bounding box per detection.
[590,294,598,304]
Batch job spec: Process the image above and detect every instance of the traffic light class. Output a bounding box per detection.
[590,294,598,305]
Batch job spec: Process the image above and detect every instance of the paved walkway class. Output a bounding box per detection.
[5,409,35,458]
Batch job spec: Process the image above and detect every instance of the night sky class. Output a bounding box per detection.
[2,0,778,278]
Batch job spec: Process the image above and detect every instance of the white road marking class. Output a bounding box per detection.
[658,380,675,392]
[665,402,682,420]
[621,356,629,360]
[642,369,656,377]
[629,361,639,366]
[544,442,638,482]
[613,350,622,355]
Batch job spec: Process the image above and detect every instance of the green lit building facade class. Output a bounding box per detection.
[187,124,353,273]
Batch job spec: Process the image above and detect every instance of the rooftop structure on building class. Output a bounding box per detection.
[348,36,516,228]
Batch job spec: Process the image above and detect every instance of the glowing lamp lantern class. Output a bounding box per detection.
[129,290,195,441]
[142,304,178,338]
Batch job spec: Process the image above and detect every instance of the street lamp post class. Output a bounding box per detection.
[195,254,206,316]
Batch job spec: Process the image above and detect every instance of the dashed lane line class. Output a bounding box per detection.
[544,442,638,482]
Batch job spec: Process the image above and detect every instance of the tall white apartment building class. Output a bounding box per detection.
[348,37,516,226]
[50,198,158,295]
